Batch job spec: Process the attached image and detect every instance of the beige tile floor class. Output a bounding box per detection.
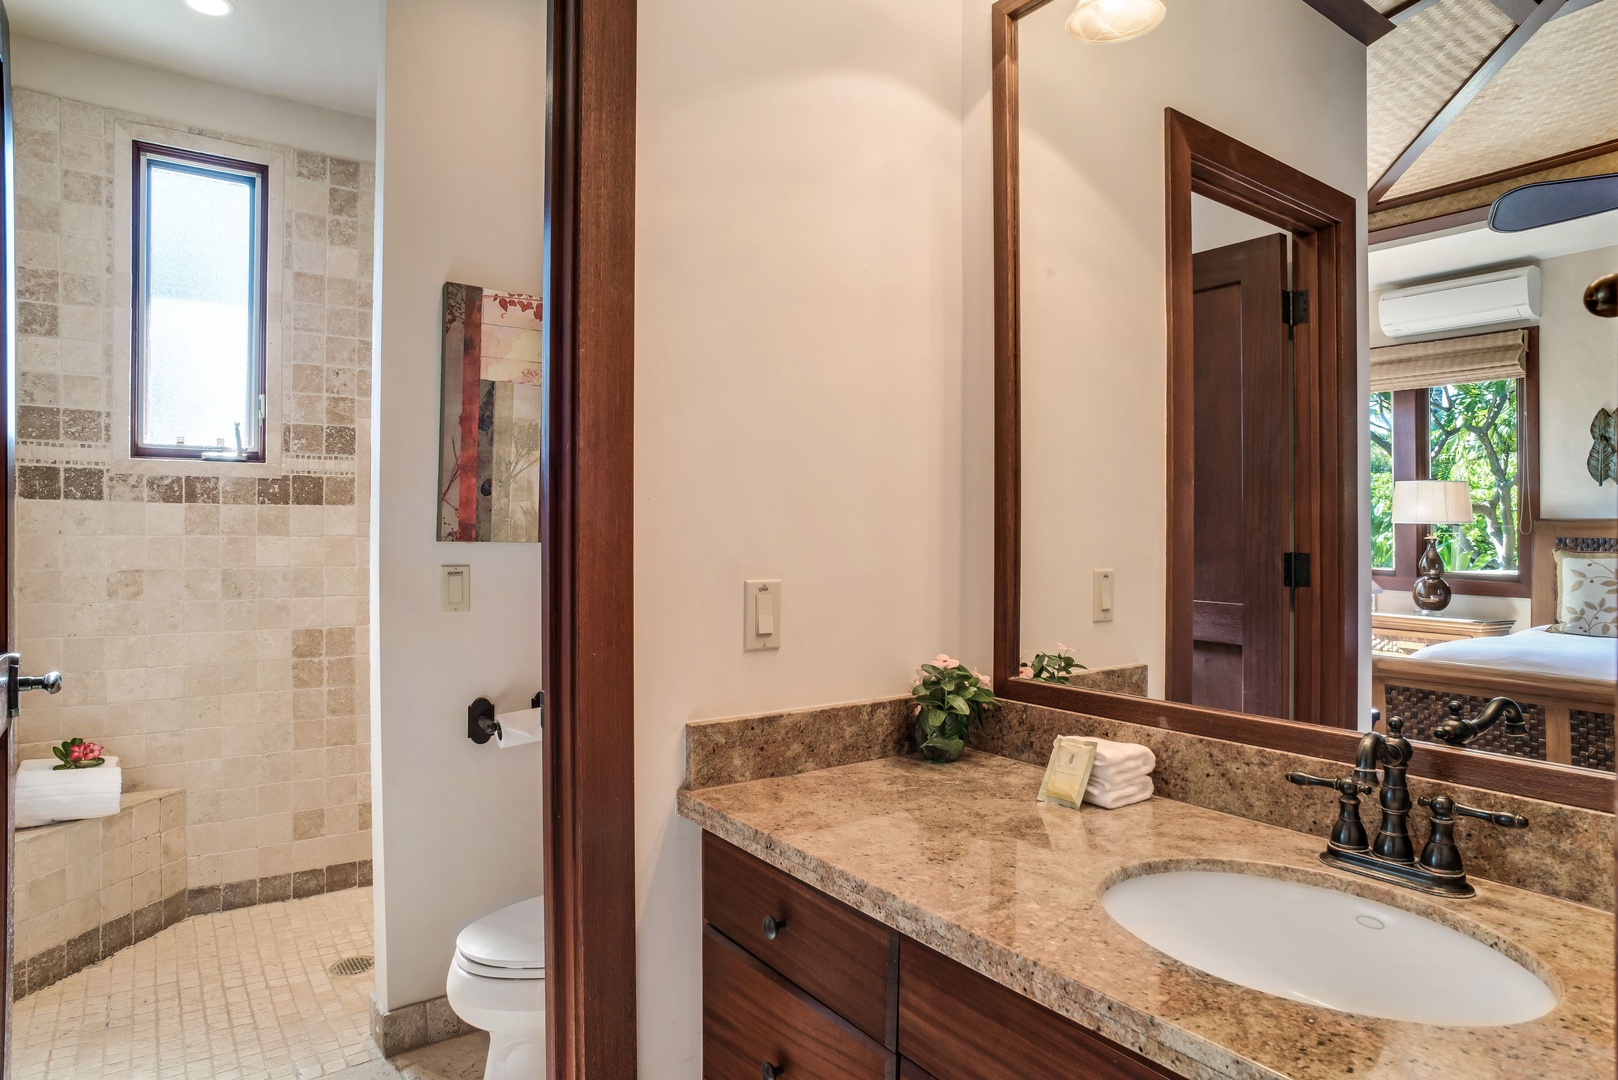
[11,886,484,1080]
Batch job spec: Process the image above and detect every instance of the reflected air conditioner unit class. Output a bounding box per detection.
[1378,266,1541,338]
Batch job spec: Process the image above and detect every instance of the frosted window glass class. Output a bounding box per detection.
[139,157,260,452]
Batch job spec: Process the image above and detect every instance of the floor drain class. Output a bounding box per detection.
[329,955,375,977]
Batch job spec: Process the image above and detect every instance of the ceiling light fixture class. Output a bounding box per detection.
[184,0,234,15]
[1066,0,1165,43]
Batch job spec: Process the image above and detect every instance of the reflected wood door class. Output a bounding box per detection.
[1182,234,1290,719]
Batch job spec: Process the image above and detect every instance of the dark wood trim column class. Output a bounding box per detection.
[542,0,637,1077]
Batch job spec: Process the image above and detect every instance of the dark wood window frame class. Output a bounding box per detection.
[1371,329,1540,599]
[989,0,1613,813]
[130,140,269,463]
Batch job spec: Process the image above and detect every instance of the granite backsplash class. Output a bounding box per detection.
[684,692,1613,910]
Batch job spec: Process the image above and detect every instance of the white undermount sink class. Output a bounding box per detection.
[1100,869,1556,1026]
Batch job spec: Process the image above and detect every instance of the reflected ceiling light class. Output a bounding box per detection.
[1066,0,1166,43]
[184,0,234,15]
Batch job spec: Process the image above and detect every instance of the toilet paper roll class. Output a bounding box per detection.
[493,706,543,748]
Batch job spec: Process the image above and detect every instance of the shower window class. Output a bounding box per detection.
[132,141,268,460]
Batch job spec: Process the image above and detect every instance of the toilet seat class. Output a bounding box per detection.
[455,950,544,980]
[454,896,545,978]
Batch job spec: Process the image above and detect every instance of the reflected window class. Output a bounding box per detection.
[1369,391,1394,571]
[1368,338,1535,595]
[1428,379,1520,573]
[133,142,268,460]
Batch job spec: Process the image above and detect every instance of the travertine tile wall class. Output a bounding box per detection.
[13,789,186,996]
[8,87,374,891]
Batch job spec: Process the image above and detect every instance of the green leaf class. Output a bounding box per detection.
[52,746,68,763]
[83,758,105,768]
[945,693,969,714]
[52,762,70,771]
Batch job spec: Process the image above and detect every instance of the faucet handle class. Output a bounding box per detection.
[1418,795,1529,829]
[1287,772,1372,795]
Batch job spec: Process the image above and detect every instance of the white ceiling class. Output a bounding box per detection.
[1368,210,1618,288]
[7,0,380,118]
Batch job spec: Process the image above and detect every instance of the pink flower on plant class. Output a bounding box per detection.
[1019,665,1033,678]
[69,741,103,762]
[933,654,958,668]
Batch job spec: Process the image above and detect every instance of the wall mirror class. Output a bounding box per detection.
[992,0,1617,811]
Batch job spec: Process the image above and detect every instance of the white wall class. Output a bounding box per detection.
[1191,193,1290,254]
[10,34,375,163]
[371,0,546,1011]
[1012,0,1368,697]
[1540,246,1618,520]
[635,0,968,1071]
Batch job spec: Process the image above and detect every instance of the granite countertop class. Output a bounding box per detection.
[678,752,1615,1080]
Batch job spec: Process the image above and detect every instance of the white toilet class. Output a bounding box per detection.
[446,897,546,1080]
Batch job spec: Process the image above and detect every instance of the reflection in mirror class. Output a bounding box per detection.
[1014,0,1361,724]
[1367,218,1618,773]
[1179,199,1295,719]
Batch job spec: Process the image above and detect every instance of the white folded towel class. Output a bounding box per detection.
[1089,759,1153,785]
[1083,774,1154,809]
[15,758,123,828]
[1085,738,1156,774]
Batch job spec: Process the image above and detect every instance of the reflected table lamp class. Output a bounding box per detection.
[1391,480,1473,613]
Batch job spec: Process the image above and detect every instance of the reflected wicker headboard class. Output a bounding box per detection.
[1530,518,1618,626]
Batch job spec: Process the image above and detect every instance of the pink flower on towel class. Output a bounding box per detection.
[52,737,106,770]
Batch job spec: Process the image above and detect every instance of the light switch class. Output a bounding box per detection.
[1093,569,1114,623]
[744,580,782,651]
[442,565,471,612]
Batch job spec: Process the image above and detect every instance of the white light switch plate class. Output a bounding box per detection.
[442,565,471,612]
[743,580,782,651]
[1093,569,1114,623]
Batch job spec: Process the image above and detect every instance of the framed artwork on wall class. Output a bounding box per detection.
[438,281,543,541]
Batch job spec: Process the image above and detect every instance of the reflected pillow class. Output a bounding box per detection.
[1550,551,1617,638]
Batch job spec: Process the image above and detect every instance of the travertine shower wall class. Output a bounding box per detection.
[8,86,374,896]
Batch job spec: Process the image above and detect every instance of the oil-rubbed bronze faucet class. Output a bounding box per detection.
[1286,701,1530,898]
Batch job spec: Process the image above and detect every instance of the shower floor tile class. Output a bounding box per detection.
[13,887,385,1080]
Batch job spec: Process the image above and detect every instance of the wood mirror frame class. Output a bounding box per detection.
[988,0,1615,813]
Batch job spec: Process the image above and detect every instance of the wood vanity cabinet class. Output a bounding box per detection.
[702,833,1178,1080]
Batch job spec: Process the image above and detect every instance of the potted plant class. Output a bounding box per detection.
[1020,643,1087,685]
[910,654,998,762]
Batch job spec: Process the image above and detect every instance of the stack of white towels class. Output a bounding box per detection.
[15,757,123,829]
[1083,739,1155,809]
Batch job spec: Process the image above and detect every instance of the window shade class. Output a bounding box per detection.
[1369,329,1527,393]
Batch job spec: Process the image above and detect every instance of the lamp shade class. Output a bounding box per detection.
[1391,480,1473,525]
[1065,0,1166,42]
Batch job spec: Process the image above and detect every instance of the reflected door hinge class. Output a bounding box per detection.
[1283,290,1310,327]
[1283,552,1312,588]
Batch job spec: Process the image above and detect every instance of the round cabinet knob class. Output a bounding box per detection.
[761,1062,785,1080]
[761,915,786,941]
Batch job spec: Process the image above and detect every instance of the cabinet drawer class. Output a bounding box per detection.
[898,939,1176,1080]
[705,927,895,1080]
[703,833,898,1046]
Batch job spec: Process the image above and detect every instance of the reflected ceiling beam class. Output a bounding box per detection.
[1370,0,1570,207]
[1488,0,1541,23]
[1386,0,1443,25]
[1554,0,1609,17]
[1297,0,1396,43]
